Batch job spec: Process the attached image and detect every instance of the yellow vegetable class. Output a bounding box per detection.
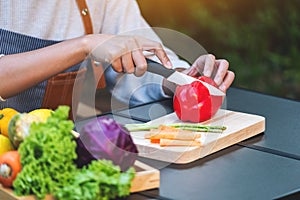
[28,109,53,122]
[0,108,19,137]
[0,135,14,155]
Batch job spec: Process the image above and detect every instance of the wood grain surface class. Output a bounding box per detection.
[130,109,265,164]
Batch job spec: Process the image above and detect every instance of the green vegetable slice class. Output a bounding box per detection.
[125,123,227,133]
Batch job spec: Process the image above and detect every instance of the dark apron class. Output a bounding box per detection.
[0,28,81,112]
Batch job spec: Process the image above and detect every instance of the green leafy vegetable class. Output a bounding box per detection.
[13,106,135,200]
[13,106,77,199]
[54,160,135,200]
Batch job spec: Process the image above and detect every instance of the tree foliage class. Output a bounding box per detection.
[138,0,300,100]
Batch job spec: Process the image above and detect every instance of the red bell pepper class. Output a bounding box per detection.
[173,76,223,122]
[197,76,218,87]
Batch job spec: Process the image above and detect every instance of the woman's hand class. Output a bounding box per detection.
[83,34,172,77]
[182,54,235,92]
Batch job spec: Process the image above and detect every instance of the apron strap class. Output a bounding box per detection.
[75,0,94,34]
[42,0,106,119]
[75,0,106,89]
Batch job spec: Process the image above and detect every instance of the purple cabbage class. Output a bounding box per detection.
[75,116,138,171]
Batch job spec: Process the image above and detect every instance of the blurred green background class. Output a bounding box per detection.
[137,0,300,100]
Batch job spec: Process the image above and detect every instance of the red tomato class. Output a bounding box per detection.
[173,76,224,122]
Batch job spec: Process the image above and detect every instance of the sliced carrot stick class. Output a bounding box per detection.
[144,132,152,139]
[160,139,201,147]
[150,138,160,144]
[158,125,177,131]
[146,130,201,140]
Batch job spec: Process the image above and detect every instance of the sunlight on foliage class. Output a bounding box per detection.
[139,0,300,100]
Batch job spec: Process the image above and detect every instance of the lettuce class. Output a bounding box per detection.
[13,106,77,199]
[55,160,135,200]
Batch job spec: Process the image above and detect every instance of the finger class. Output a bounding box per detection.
[191,56,205,75]
[153,47,173,69]
[121,53,135,74]
[186,66,201,77]
[213,59,229,86]
[135,37,172,69]
[202,54,216,77]
[190,54,216,77]
[132,50,147,77]
[111,58,123,73]
[219,71,235,92]
[181,64,196,76]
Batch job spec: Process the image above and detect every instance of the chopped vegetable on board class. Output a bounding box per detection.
[144,125,202,147]
[145,129,201,140]
[126,123,226,147]
[125,123,226,133]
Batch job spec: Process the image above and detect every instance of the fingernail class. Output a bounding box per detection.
[166,61,173,68]
[220,84,226,91]
[187,68,195,76]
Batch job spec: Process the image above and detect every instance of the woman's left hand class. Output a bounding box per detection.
[182,54,235,92]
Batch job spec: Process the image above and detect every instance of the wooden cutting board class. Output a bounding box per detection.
[0,161,159,200]
[129,109,265,164]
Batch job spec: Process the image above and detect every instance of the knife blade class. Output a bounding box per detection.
[145,59,225,96]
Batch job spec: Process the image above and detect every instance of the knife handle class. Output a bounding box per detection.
[145,58,174,78]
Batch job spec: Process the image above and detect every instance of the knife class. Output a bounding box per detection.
[145,59,225,96]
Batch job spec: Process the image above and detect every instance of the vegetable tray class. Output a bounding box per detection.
[129,109,265,164]
[0,160,159,200]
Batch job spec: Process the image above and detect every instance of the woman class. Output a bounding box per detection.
[0,0,234,112]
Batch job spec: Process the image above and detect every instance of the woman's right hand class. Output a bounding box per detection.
[0,34,172,98]
[82,34,172,77]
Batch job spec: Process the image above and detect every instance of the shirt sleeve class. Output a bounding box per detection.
[100,0,190,105]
